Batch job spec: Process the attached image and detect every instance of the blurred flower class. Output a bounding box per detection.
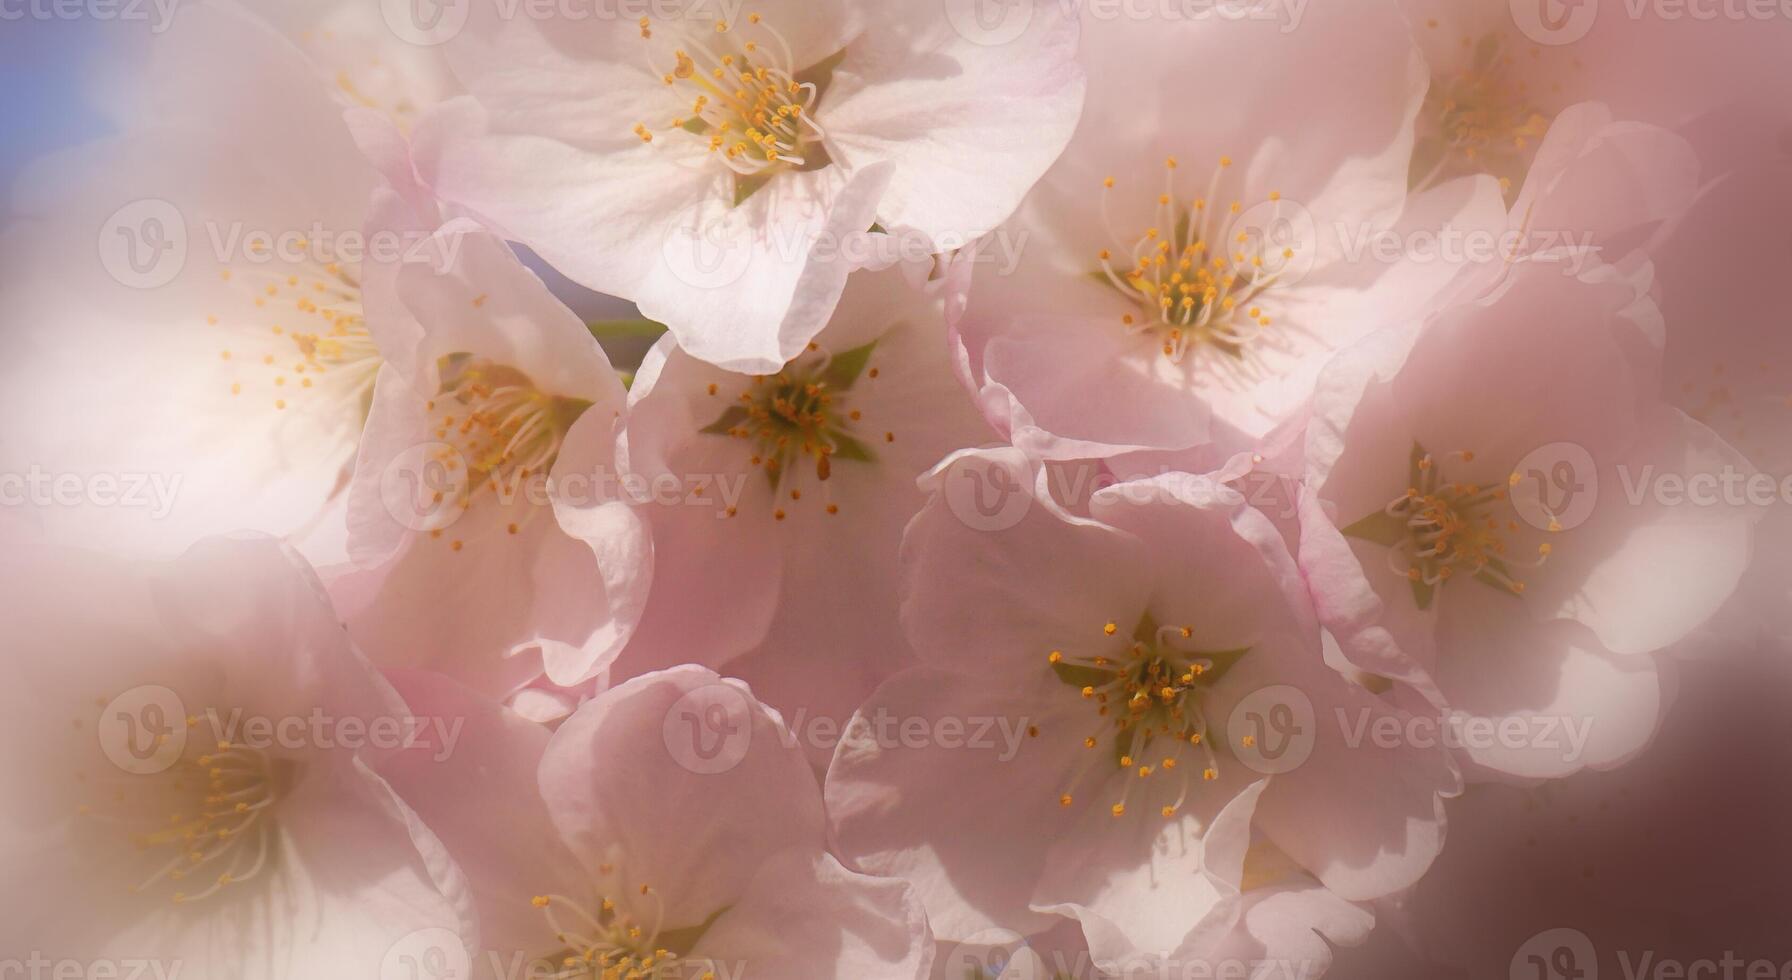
[1653,161,1792,648]
[1298,255,1759,781]
[0,1,443,561]
[0,529,470,976]
[241,0,463,132]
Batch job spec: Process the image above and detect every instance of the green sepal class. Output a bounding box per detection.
[698,405,750,436]
[586,318,668,341]
[820,340,878,391]
[827,432,878,464]
[1340,509,1409,548]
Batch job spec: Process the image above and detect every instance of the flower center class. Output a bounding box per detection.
[1346,446,1558,609]
[697,341,888,521]
[73,709,287,907]
[1047,615,1250,820]
[635,12,827,179]
[1413,30,1561,196]
[215,259,381,422]
[529,884,714,980]
[1094,157,1302,374]
[423,357,591,549]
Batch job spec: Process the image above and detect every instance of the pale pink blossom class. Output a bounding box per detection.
[1298,255,1759,781]
[606,265,992,762]
[340,223,648,702]
[0,1,434,560]
[419,0,1085,370]
[948,1,1486,462]
[1410,101,1700,312]
[827,449,1456,966]
[379,665,931,978]
[0,529,470,977]
[1403,0,1780,196]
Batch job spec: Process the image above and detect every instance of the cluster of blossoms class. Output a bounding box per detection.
[0,0,1786,977]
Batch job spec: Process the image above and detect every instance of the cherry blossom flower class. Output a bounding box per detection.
[418,0,1085,371]
[947,0,1489,462]
[605,265,992,761]
[1298,255,1759,781]
[1420,102,1699,315]
[378,665,931,979]
[0,529,470,977]
[827,449,1456,966]
[0,2,1785,974]
[340,223,648,703]
[0,1,423,559]
[1402,0,1776,197]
